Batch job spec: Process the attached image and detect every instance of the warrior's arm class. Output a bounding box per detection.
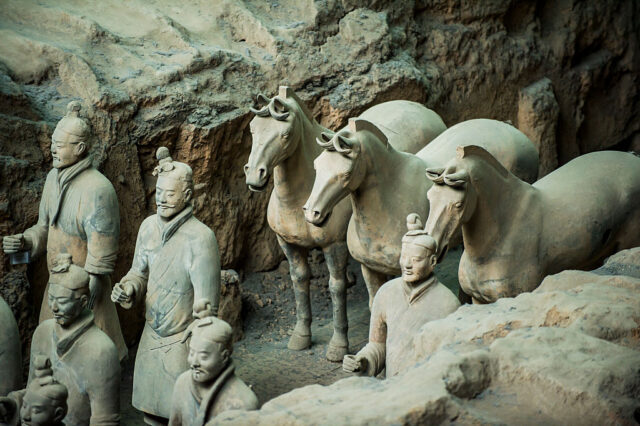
[356,291,387,377]
[189,230,221,316]
[83,184,119,275]
[22,173,54,258]
[87,348,121,426]
[117,221,150,308]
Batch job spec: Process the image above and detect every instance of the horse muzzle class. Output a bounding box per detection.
[244,164,269,192]
[302,203,332,227]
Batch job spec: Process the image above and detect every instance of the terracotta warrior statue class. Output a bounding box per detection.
[1,101,126,360]
[343,214,460,378]
[112,147,221,425]
[0,356,68,426]
[169,305,258,425]
[29,253,120,425]
[0,295,21,396]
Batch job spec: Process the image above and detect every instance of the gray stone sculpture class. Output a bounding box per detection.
[305,118,539,307]
[29,253,120,425]
[1,101,126,361]
[112,147,221,424]
[244,86,446,361]
[0,356,68,426]
[343,214,460,378]
[169,306,258,425]
[0,295,21,396]
[425,146,640,303]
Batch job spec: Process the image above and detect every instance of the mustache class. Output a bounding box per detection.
[157,203,177,208]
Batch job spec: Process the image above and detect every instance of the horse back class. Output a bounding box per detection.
[417,119,539,183]
[358,100,446,154]
[536,151,640,273]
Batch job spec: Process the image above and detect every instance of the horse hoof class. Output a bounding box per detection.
[325,343,348,362]
[288,333,311,351]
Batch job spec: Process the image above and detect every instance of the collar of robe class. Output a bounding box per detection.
[157,205,193,245]
[51,156,93,226]
[53,309,95,358]
[192,362,235,425]
[402,274,437,305]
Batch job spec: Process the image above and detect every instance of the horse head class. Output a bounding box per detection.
[244,86,306,192]
[303,118,383,226]
[425,146,479,259]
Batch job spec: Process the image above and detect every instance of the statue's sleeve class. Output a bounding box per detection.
[87,347,121,426]
[83,182,119,275]
[119,219,150,309]
[168,374,189,426]
[357,289,387,376]
[189,228,221,315]
[23,172,54,258]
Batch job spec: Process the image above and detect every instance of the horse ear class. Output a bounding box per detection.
[336,134,357,156]
[350,118,388,145]
[279,86,293,98]
[426,167,445,183]
[316,132,334,150]
[257,94,270,107]
[443,170,469,187]
[273,97,288,113]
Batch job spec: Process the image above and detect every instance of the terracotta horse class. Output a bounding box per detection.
[305,119,539,306]
[425,146,640,303]
[244,86,446,361]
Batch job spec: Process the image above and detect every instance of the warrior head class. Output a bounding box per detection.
[153,147,194,221]
[21,356,68,426]
[51,101,91,169]
[47,253,90,327]
[184,302,233,385]
[400,214,438,284]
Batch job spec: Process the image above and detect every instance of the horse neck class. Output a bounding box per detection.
[462,164,531,257]
[273,114,326,203]
[351,142,406,218]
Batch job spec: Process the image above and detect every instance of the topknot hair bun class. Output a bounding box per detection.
[406,213,423,232]
[156,146,171,161]
[66,101,82,117]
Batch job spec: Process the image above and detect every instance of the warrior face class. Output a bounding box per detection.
[188,335,229,384]
[50,130,85,170]
[156,176,192,221]
[47,284,87,327]
[399,243,437,284]
[20,390,65,426]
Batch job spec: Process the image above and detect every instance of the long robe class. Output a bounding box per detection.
[29,310,120,425]
[23,157,127,360]
[357,275,460,377]
[120,206,220,418]
[169,363,258,426]
[0,296,21,396]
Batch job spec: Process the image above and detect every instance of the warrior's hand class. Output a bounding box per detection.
[2,233,31,254]
[111,281,134,306]
[343,354,367,374]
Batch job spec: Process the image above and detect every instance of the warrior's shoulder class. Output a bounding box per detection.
[183,216,217,241]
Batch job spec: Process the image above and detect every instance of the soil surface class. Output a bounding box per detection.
[119,247,462,423]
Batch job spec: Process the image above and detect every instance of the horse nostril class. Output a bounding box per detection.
[313,210,321,219]
[302,204,308,212]
[258,167,266,179]
[243,164,249,174]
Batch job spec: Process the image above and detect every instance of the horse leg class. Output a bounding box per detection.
[361,264,387,310]
[278,236,312,351]
[322,242,349,362]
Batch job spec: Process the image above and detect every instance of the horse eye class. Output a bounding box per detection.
[455,202,463,208]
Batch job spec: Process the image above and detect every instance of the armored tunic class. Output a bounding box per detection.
[29,311,120,425]
[23,157,127,360]
[357,276,460,377]
[121,206,220,418]
[169,363,258,426]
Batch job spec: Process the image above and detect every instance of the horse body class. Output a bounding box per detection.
[428,147,640,303]
[305,119,432,305]
[417,118,539,183]
[245,87,445,361]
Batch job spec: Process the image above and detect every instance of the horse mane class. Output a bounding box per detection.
[348,118,389,147]
[278,86,316,123]
[457,145,509,179]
